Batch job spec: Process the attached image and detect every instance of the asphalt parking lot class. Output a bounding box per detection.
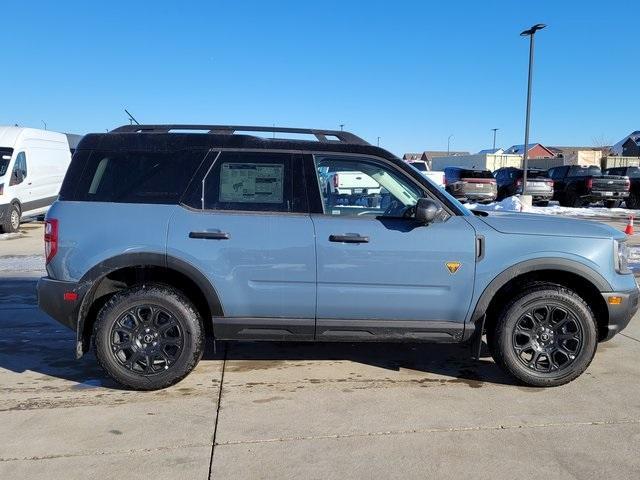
[1,219,640,479]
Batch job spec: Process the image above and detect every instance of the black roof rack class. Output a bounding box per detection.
[110,124,370,146]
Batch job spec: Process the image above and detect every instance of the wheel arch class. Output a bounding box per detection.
[470,258,611,341]
[76,252,223,354]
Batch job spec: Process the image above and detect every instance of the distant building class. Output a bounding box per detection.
[403,150,469,169]
[622,136,640,157]
[504,143,555,159]
[612,131,640,155]
[478,148,504,155]
[547,146,606,167]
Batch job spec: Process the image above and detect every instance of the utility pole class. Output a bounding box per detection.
[491,128,499,150]
[520,24,546,195]
[41,120,47,130]
[377,136,380,147]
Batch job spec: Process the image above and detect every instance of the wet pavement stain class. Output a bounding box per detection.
[253,396,285,404]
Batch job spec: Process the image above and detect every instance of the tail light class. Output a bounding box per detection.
[443,177,447,186]
[625,178,631,190]
[586,178,593,189]
[45,219,58,264]
[333,174,339,188]
[516,179,523,187]
[546,180,554,188]
[0,183,3,196]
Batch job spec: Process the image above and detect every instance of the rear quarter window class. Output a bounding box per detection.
[64,149,208,204]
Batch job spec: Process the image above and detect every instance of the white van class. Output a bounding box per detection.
[0,126,80,233]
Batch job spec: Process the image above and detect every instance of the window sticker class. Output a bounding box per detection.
[219,163,284,203]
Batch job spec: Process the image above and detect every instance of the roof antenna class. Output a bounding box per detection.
[124,109,140,125]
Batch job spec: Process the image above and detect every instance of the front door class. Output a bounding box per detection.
[310,154,477,341]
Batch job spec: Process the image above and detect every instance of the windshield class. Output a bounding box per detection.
[460,169,492,179]
[0,148,13,177]
[526,170,548,178]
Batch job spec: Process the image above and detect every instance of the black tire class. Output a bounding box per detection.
[604,200,618,209]
[626,193,640,210]
[93,284,204,390]
[564,192,582,208]
[489,284,597,387]
[0,203,21,233]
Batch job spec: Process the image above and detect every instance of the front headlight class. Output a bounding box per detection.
[615,239,631,274]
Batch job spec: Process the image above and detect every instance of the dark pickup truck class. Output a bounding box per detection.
[547,165,630,208]
[603,166,640,209]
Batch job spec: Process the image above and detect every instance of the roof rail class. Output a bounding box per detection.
[110,124,370,145]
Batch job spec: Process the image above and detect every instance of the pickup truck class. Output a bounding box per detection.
[323,169,382,205]
[547,165,630,208]
[603,166,640,209]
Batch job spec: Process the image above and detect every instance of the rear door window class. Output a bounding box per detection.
[71,149,208,204]
[459,169,492,179]
[0,148,13,176]
[200,151,307,213]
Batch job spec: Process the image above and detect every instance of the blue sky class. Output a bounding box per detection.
[2,0,638,156]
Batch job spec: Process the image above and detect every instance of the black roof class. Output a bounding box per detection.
[77,124,398,161]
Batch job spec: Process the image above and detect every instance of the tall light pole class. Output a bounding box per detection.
[491,128,499,150]
[339,124,345,131]
[447,134,454,156]
[520,23,546,195]
[377,136,380,147]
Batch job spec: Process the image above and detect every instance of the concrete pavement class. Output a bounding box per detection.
[0,278,639,479]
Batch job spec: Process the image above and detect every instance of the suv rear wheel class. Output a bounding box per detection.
[93,284,204,390]
[489,284,597,387]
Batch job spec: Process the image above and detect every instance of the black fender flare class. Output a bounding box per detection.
[469,257,612,324]
[75,252,224,350]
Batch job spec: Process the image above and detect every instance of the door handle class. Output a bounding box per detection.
[189,231,230,240]
[329,234,369,244]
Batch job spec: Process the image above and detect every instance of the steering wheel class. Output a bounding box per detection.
[383,199,414,218]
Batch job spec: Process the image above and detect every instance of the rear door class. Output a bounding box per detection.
[308,154,477,342]
[8,151,32,210]
[168,150,317,340]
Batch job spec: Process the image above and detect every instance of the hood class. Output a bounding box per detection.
[478,211,625,240]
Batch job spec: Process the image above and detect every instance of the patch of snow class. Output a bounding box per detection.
[468,196,640,218]
[0,232,24,241]
[0,255,45,275]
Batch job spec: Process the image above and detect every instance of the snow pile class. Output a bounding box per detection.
[0,232,24,241]
[467,196,640,218]
[0,255,45,275]
[468,196,530,213]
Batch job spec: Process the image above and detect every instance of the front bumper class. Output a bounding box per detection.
[37,277,82,331]
[601,288,639,341]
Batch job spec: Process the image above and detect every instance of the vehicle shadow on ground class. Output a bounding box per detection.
[0,278,517,389]
[0,311,517,390]
[204,340,519,388]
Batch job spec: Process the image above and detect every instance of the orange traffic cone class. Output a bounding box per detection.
[625,215,634,235]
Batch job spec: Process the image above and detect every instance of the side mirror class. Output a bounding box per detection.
[415,198,441,224]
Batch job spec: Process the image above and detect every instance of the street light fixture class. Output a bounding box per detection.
[520,23,546,195]
[491,128,499,150]
[447,134,454,156]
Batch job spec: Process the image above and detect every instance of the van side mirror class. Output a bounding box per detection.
[415,198,441,224]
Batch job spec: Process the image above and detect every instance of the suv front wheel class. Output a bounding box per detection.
[490,284,597,387]
[93,284,204,390]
